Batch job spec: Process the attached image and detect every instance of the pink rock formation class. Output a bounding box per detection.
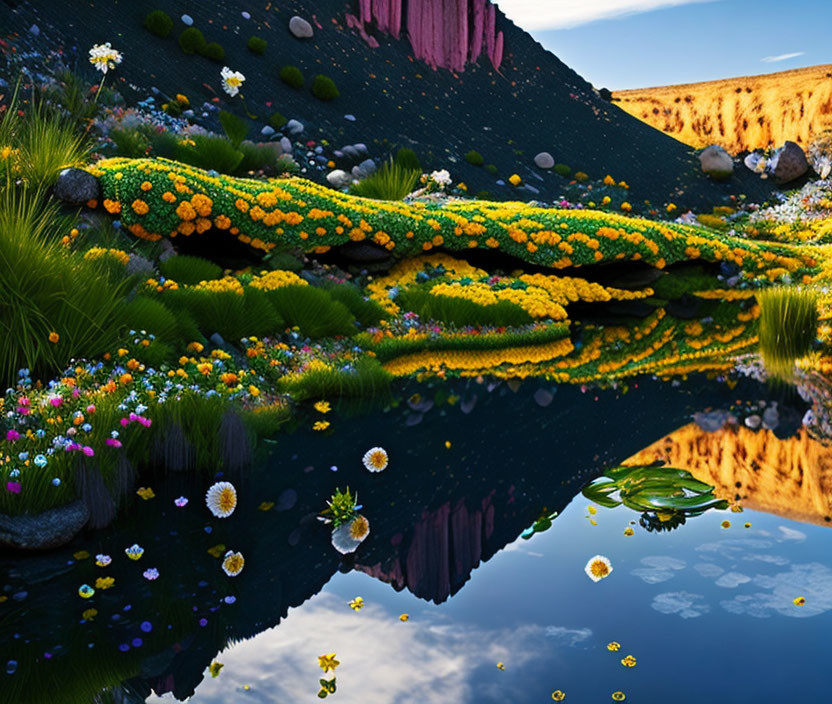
[348,0,504,72]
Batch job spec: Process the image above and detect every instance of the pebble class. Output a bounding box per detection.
[181,14,194,26]
[261,125,275,136]
[28,24,40,36]
[241,11,251,19]
[344,114,356,121]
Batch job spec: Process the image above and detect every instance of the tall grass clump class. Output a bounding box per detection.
[758,286,819,380]
[326,284,389,326]
[264,285,356,338]
[397,289,533,328]
[349,159,419,201]
[159,254,222,285]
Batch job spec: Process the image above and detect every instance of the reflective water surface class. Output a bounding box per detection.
[2,376,829,703]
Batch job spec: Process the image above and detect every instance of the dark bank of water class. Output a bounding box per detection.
[0,375,826,703]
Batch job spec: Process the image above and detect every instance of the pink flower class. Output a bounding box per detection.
[106,438,122,448]
[16,407,29,416]
[86,405,96,414]
[5,430,20,442]
[6,482,21,494]
[18,397,29,406]
[72,388,80,398]
[49,397,62,408]
[120,418,129,427]
[82,446,95,457]
[174,496,188,507]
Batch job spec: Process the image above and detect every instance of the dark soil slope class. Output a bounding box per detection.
[0,0,774,209]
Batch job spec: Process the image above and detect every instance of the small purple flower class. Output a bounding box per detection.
[106,438,122,448]
[142,568,159,581]
[5,430,20,442]
[6,482,21,494]
[82,446,95,457]
[174,496,188,507]
[49,397,62,408]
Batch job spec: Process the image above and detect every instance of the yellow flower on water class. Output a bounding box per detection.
[399,613,409,621]
[587,505,597,515]
[209,661,224,677]
[95,576,115,590]
[794,596,806,606]
[314,400,331,414]
[496,662,505,670]
[136,487,155,500]
[318,653,339,673]
[552,691,566,701]
[585,555,613,582]
[73,550,90,560]
[206,481,237,518]
[222,550,245,577]
[607,641,621,651]
[744,522,751,528]
[207,544,226,558]
[623,527,634,537]
[721,520,731,529]
[313,420,330,431]
[444,440,451,449]
[48,331,60,344]
[82,608,98,621]
[620,655,637,668]
[612,692,626,701]
[258,501,275,511]
[362,447,389,472]
[349,597,364,611]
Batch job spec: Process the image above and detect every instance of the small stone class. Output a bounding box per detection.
[260,125,275,136]
[241,11,251,19]
[289,16,314,39]
[699,145,733,180]
[181,14,193,26]
[352,158,377,179]
[344,114,356,122]
[534,151,554,169]
[744,414,762,429]
[28,24,40,36]
[327,169,352,188]
[285,119,304,136]
[280,136,293,153]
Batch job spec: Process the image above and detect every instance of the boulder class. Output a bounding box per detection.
[280,136,293,153]
[289,16,314,39]
[352,158,377,179]
[534,151,554,169]
[0,500,89,550]
[326,169,352,189]
[698,145,733,180]
[54,167,100,205]
[260,125,275,137]
[773,141,809,184]
[285,119,304,136]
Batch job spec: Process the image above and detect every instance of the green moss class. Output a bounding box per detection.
[280,65,305,90]
[554,163,571,177]
[247,36,268,55]
[144,10,174,38]
[465,150,484,167]
[397,288,534,328]
[269,112,288,129]
[311,75,339,101]
[178,27,206,54]
[484,164,498,175]
[264,285,356,338]
[200,42,226,62]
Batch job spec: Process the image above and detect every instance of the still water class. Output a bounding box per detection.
[1,376,829,703]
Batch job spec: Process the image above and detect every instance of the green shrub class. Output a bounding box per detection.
[349,159,419,201]
[554,163,571,177]
[394,148,421,172]
[247,36,267,54]
[144,10,174,38]
[159,255,222,286]
[178,27,207,54]
[269,112,288,130]
[175,135,243,174]
[279,356,391,400]
[311,74,339,101]
[475,190,492,200]
[326,284,389,327]
[265,251,304,272]
[239,142,280,173]
[484,164,497,175]
[123,296,180,344]
[109,127,149,158]
[200,42,226,62]
[396,288,533,328]
[264,285,356,338]
[163,101,182,117]
[758,286,819,380]
[465,150,484,167]
[147,129,180,158]
[280,65,305,90]
[218,110,249,148]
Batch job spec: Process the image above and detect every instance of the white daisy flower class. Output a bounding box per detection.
[222,550,245,576]
[584,555,613,582]
[206,481,237,518]
[88,43,123,74]
[362,447,388,472]
[221,66,245,97]
[331,515,370,554]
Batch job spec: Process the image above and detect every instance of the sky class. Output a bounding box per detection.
[495,0,831,89]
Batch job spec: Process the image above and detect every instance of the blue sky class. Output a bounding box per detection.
[496,0,830,89]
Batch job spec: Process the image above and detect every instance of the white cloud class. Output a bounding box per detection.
[761,52,805,63]
[496,0,719,31]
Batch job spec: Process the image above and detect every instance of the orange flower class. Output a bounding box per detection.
[131,199,149,215]
[48,331,60,344]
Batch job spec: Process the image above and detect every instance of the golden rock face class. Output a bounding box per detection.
[626,423,832,527]
[612,64,832,154]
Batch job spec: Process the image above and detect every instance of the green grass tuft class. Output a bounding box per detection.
[159,255,223,286]
[349,159,419,201]
[758,286,819,380]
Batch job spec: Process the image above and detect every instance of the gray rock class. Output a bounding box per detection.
[343,145,360,160]
[28,24,40,36]
[694,409,730,432]
[0,500,89,550]
[699,145,733,180]
[333,149,344,159]
[241,11,251,19]
[54,167,100,205]
[352,158,377,179]
[280,136,293,153]
[261,125,275,137]
[344,114,356,122]
[354,143,368,155]
[524,184,540,195]
[339,241,390,263]
[773,141,809,184]
[182,109,194,118]
[534,151,554,169]
[285,119,304,136]
[289,15,314,39]
[327,169,352,188]
[181,14,194,26]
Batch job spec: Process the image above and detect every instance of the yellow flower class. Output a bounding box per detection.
[509,174,522,186]
[349,597,364,611]
[794,596,806,606]
[496,662,506,670]
[620,202,632,212]
[612,692,626,701]
[314,400,331,414]
[82,608,98,621]
[620,655,637,668]
[552,691,566,701]
[585,555,613,582]
[587,505,597,515]
[95,576,115,590]
[48,331,60,344]
[318,653,340,673]
[399,613,409,621]
[222,550,245,577]
[206,482,237,518]
[136,487,155,500]
[721,520,731,529]
[207,544,226,558]
[623,527,634,536]
[209,661,224,677]
[313,420,330,431]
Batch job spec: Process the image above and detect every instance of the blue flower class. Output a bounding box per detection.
[17,452,28,461]
[33,454,47,468]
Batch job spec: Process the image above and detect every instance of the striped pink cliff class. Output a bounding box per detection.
[346,0,504,72]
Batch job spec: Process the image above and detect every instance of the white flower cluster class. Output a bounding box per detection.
[88,43,123,74]
[750,178,832,226]
[429,169,452,187]
[221,67,246,97]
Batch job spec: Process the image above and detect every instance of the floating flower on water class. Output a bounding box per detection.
[222,550,245,577]
[206,481,237,518]
[607,641,621,652]
[209,661,224,678]
[89,43,122,74]
[318,653,339,673]
[136,487,155,500]
[73,550,90,561]
[220,66,245,97]
[125,544,144,561]
[744,522,751,528]
[587,505,597,515]
[794,596,806,606]
[349,597,364,611]
[208,544,227,558]
[48,331,59,344]
[314,400,331,414]
[721,520,731,529]
[552,691,566,702]
[444,440,451,449]
[318,679,337,697]
[584,555,613,582]
[82,608,98,621]
[399,613,409,622]
[620,655,637,668]
[78,584,95,599]
[623,527,634,536]
[175,496,189,507]
[95,554,111,567]
[143,568,159,581]
[612,693,626,701]
[95,577,115,590]
[331,515,370,554]
[362,447,388,472]
[258,501,275,511]
[496,662,505,670]
[313,420,330,431]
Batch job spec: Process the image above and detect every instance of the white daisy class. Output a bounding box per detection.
[206,481,237,518]
[222,550,245,577]
[362,447,389,472]
[584,555,613,582]
[331,515,370,554]
[88,43,123,74]
[220,66,245,97]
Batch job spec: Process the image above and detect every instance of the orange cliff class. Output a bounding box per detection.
[612,64,832,154]
[625,423,832,527]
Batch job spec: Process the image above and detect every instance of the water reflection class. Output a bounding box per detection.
[0,375,821,702]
